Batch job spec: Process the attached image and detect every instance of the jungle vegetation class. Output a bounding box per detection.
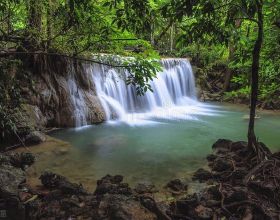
[0,0,280,150]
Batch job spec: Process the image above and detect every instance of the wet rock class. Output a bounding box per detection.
[0,164,25,198]
[40,172,87,195]
[166,179,188,192]
[212,158,232,172]
[212,139,232,154]
[98,194,157,220]
[140,196,171,220]
[134,183,158,194]
[206,154,217,162]
[174,194,200,217]
[25,131,46,145]
[193,168,212,182]
[97,174,123,185]
[95,175,132,196]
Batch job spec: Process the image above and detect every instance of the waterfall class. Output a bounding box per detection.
[90,58,212,125]
[65,58,218,127]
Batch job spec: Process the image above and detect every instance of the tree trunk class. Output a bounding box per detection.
[28,0,42,32]
[170,23,174,52]
[247,0,263,148]
[7,1,11,35]
[28,0,42,49]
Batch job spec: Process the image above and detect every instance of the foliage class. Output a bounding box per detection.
[94,54,162,95]
[0,59,22,145]
[124,57,162,95]
[224,86,251,101]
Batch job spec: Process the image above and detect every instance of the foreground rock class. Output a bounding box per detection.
[171,139,280,219]
[24,173,170,220]
[1,139,280,220]
[166,179,188,195]
[0,153,35,220]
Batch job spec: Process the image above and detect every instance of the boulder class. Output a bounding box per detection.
[206,154,217,162]
[193,168,212,182]
[98,194,157,220]
[95,175,132,196]
[40,172,87,195]
[166,179,188,192]
[212,158,233,172]
[212,139,232,151]
[0,164,25,198]
[24,131,46,145]
[134,183,158,194]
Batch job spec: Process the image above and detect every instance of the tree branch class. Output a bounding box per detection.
[0,51,136,68]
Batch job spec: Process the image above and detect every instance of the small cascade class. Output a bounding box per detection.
[66,66,88,127]
[91,58,208,124]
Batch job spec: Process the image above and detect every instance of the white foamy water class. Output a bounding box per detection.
[66,58,222,127]
[89,58,220,125]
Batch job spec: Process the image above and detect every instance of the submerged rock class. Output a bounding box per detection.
[166,179,188,193]
[95,174,132,195]
[40,172,87,195]
[134,183,158,194]
[25,131,46,145]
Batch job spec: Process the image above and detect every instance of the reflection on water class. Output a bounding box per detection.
[25,103,280,192]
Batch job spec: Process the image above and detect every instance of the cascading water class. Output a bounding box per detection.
[91,58,217,125]
[67,76,88,127]
[66,57,219,127]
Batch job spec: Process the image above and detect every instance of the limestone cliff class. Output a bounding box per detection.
[21,55,106,128]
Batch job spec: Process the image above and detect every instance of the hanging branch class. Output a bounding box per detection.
[0,51,134,68]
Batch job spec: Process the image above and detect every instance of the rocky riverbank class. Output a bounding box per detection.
[1,139,279,219]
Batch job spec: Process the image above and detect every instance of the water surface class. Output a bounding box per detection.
[30,103,280,191]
